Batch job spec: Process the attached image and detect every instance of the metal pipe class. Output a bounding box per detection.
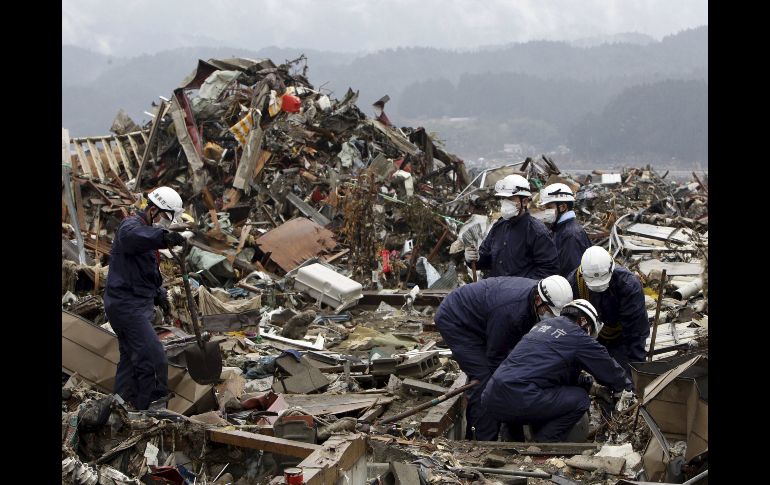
[378,380,479,424]
[450,466,551,479]
[647,269,667,361]
[683,469,708,484]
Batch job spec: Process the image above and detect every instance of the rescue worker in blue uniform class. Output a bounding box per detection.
[480,299,632,442]
[566,246,649,379]
[465,174,559,279]
[435,275,574,440]
[533,183,592,277]
[103,187,186,410]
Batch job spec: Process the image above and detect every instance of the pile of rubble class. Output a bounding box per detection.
[62,55,707,484]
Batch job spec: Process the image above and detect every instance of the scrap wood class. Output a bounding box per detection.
[281,393,397,416]
[209,429,322,458]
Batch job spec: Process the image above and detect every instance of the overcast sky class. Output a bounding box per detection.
[63,0,707,57]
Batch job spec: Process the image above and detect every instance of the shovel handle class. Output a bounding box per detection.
[471,261,477,282]
[169,240,205,349]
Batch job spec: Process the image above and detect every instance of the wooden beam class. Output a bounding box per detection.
[135,100,167,190]
[105,165,135,202]
[114,137,134,178]
[84,236,112,255]
[294,434,367,485]
[86,139,106,181]
[208,429,322,458]
[72,141,93,178]
[323,249,349,264]
[100,138,122,177]
[73,177,87,230]
[420,372,468,437]
[359,404,386,424]
[62,129,86,230]
[126,133,143,168]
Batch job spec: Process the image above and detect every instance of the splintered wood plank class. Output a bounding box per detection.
[73,177,87,230]
[420,372,468,437]
[73,141,93,178]
[114,138,134,178]
[208,429,321,458]
[139,130,149,143]
[86,139,106,181]
[101,138,122,178]
[298,434,367,485]
[62,128,71,166]
[126,133,143,166]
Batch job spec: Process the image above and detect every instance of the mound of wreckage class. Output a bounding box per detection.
[61,56,708,484]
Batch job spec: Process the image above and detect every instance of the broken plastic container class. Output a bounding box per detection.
[281,94,301,113]
[293,263,363,312]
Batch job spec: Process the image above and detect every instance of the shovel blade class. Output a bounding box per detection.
[183,340,223,385]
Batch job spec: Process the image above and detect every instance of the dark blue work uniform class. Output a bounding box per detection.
[552,217,592,277]
[481,316,631,442]
[435,277,539,440]
[478,212,559,279]
[103,211,169,410]
[567,266,649,379]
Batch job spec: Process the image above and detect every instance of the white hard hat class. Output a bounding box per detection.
[580,246,615,289]
[537,275,573,316]
[539,183,575,206]
[494,174,532,198]
[563,299,602,337]
[147,186,184,223]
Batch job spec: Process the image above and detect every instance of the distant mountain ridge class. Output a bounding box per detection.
[62,26,707,164]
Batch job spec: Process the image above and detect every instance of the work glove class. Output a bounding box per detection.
[465,247,480,262]
[577,373,595,392]
[614,390,637,413]
[163,231,186,248]
[154,294,171,316]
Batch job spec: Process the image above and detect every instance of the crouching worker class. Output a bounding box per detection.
[435,275,573,440]
[480,299,632,442]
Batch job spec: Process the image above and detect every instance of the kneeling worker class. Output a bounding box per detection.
[480,299,632,442]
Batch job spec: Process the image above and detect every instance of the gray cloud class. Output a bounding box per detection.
[62,0,708,56]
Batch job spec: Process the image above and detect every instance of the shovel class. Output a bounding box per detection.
[168,239,222,385]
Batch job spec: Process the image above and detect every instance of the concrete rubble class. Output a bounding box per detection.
[62,55,708,484]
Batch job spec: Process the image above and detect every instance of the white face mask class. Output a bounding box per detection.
[533,208,556,224]
[500,199,520,220]
[587,281,610,293]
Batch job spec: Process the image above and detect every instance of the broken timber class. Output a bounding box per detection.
[420,372,468,437]
[267,433,367,485]
[208,429,322,458]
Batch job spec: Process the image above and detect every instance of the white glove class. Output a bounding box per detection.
[614,390,636,412]
[180,230,195,240]
[465,247,479,262]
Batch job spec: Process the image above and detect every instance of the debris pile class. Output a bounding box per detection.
[62,55,707,484]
